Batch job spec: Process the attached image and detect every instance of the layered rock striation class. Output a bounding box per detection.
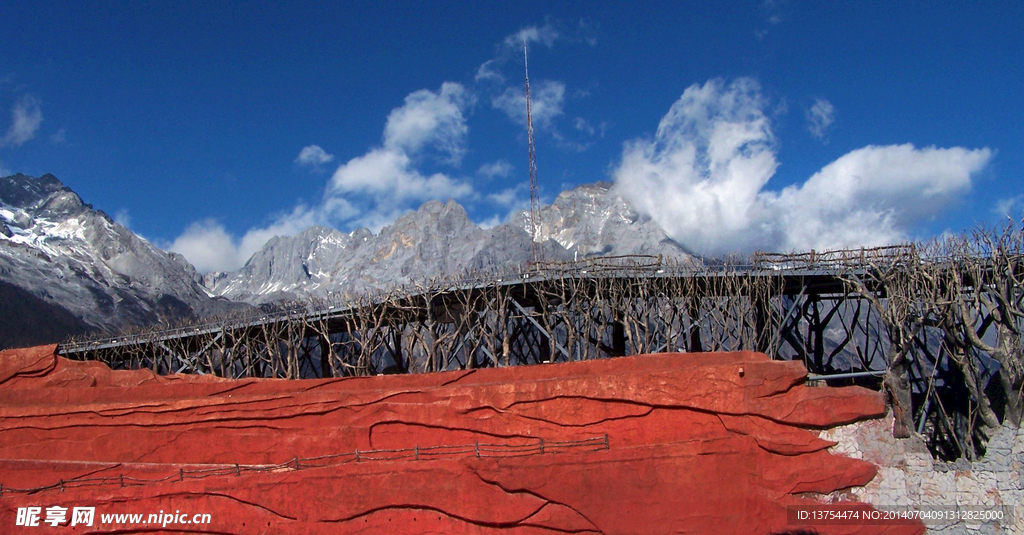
[0,345,921,534]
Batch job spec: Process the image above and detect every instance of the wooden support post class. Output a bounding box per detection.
[611,321,626,357]
[319,334,333,378]
[754,293,771,355]
[686,298,704,353]
[510,299,569,359]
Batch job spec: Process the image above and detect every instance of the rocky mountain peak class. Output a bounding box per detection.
[0,173,70,211]
[0,173,246,347]
[203,182,692,304]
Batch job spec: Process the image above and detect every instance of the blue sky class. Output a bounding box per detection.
[1,2,1021,271]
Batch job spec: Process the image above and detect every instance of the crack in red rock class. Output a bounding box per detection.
[367,419,536,448]
[163,491,298,521]
[439,369,477,387]
[470,469,605,534]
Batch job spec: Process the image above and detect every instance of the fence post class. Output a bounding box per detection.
[539,438,545,454]
[179,468,184,482]
[119,475,124,487]
[235,464,240,476]
[414,445,419,461]
[604,433,609,450]
[475,440,480,458]
[355,449,361,462]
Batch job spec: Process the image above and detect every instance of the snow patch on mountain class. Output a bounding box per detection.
[0,173,246,339]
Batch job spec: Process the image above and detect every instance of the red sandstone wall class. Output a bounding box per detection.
[0,344,923,534]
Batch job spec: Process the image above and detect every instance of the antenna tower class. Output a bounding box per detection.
[524,41,543,265]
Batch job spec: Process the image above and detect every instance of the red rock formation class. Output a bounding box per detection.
[0,345,922,534]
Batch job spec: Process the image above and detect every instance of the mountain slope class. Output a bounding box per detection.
[205,182,692,304]
[0,280,93,349]
[0,173,244,347]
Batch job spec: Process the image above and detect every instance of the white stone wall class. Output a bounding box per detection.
[820,416,1024,534]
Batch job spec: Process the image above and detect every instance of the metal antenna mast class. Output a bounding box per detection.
[524,41,543,265]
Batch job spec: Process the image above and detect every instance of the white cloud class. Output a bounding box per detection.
[327,83,476,226]
[492,80,565,130]
[477,214,504,230]
[577,19,599,46]
[765,144,990,251]
[330,147,473,207]
[487,184,528,207]
[995,195,1023,218]
[383,82,472,165]
[476,22,595,149]
[168,204,330,274]
[50,127,67,144]
[574,117,595,135]
[478,160,512,179]
[504,23,559,49]
[806,97,835,139]
[113,208,132,229]
[613,78,992,255]
[167,219,242,273]
[475,59,505,84]
[1,95,42,148]
[170,83,476,272]
[478,184,532,230]
[476,22,563,85]
[295,145,334,167]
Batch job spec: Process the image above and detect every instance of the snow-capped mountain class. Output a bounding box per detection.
[204,182,692,303]
[0,173,244,347]
[0,174,690,346]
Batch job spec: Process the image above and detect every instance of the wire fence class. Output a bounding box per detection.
[0,435,610,496]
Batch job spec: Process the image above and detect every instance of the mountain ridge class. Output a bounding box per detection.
[0,173,246,347]
[0,173,690,345]
[202,182,693,304]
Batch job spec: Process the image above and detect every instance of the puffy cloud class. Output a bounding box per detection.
[613,78,992,255]
[504,23,559,49]
[167,219,242,274]
[476,23,560,86]
[113,208,132,229]
[171,83,475,272]
[329,147,473,207]
[295,145,334,167]
[475,59,505,84]
[383,82,471,165]
[477,22,597,150]
[995,195,1023,218]
[1,95,42,148]
[487,184,528,207]
[329,82,475,229]
[50,127,67,144]
[764,144,990,251]
[479,184,531,229]
[168,203,333,274]
[476,214,504,230]
[492,80,565,130]
[574,117,595,135]
[476,24,558,85]
[806,98,835,139]
[478,160,512,179]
